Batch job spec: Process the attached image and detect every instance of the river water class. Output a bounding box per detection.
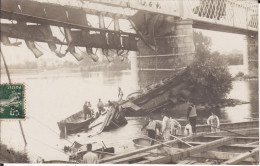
[0,69,258,162]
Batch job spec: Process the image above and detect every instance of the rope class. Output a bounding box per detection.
[0,49,12,83]
[30,116,73,144]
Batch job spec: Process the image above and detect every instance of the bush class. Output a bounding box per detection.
[0,143,30,163]
[236,72,244,77]
[182,31,233,102]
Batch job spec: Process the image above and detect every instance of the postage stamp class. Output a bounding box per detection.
[0,84,25,119]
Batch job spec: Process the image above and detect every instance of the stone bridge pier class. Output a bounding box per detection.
[133,17,195,87]
[246,35,258,76]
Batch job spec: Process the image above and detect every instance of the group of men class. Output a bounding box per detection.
[83,87,124,120]
[83,99,105,120]
[142,101,221,142]
[186,101,220,134]
[141,110,182,142]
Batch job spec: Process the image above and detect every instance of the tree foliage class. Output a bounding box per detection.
[183,31,232,101]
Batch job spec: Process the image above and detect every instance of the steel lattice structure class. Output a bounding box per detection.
[87,0,258,33]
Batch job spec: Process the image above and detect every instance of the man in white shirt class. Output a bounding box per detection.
[184,122,193,136]
[169,117,181,135]
[161,111,171,141]
[207,111,220,133]
[82,144,98,164]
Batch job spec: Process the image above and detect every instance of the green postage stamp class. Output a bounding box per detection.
[0,84,25,119]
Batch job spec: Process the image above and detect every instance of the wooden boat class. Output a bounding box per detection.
[57,110,94,134]
[67,141,115,162]
[58,103,127,134]
[133,120,259,148]
[133,137,154,149]
[185,120,259,135]
[68,146,115,162]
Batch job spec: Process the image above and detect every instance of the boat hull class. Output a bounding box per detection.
[58,104,127,134]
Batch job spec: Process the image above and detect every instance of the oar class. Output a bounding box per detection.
[169,134,193,147]
[95,150,115,156]
[143,135,172,148]
[101,141,107,149]
[209,125,247,137]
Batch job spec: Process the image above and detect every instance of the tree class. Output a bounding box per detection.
[183,31,232,102]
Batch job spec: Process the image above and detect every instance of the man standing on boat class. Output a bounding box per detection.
[169,117,181,135]
[97,98,104,115]
[82,144,98,164]
[207,111,220,133]
[118,87,124,102]
[83,101,91,120]
[141,116,156,141]
[187,103,197,134]
[161,110,171,141]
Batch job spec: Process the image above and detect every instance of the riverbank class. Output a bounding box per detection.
[0,143,29,163]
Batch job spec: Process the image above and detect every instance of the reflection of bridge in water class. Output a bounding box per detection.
[0,0,258,84]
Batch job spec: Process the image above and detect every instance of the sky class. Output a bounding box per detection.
[195,29,245,54]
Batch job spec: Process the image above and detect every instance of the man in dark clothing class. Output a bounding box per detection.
[83,101,91,120]
[141,116,156,145]
[187,104,197,134]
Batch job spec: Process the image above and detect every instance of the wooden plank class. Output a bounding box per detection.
[100,133,204,163]
[247,141,259,145]
[183,121,259,133]
[223,147,259,165]
[177,160,193,164]
[200,135,259,141]
[204,128,259,137]
[191,151,257,162]
[121,101,141,111]
[138,137,233,164]
[107,153,150,164]
[177,160,197,164]
[136,155,172,164]
[188,141,258,148]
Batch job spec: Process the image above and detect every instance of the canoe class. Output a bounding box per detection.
[57,110,94,134]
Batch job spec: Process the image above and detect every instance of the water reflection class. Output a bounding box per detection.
[223,81,258,122]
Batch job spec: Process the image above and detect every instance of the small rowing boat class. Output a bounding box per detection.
[57,102,127,134]
[57,110,94,134]
[67,141,115,162]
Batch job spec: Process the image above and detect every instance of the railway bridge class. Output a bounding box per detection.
[0,0,258,85]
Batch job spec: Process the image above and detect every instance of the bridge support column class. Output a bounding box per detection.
[137,19,195,87]
[246,35,258,76]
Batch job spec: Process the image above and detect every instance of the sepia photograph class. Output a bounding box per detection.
[0,0,259,164]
